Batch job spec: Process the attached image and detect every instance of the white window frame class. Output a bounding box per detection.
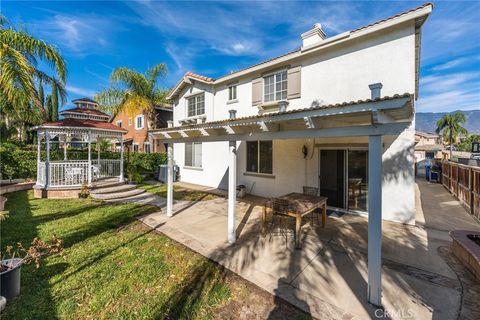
[228,85,237,101]
[185,142,202,168]
[144,142,151,154]
[186,93,205,118]
[133,143,139,152]
[263,70,287,103]
[128,118,132,126]
[116,120,122,128]
[135,115,144,130]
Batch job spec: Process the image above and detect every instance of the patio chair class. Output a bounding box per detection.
[303,186,321,226]
[269,198,294,245]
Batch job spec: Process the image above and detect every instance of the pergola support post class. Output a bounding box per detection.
[45,130,50,188]
[367,134,383,306]
[119,136,124,182]
[228,140,237,244]
[166,143,174,217]
[87,130,92,186]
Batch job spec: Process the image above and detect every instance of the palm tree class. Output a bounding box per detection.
[95,64,168,116]
[436,112,468,159]
[0,14,67,116]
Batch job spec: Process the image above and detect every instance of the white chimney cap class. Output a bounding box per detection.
[301,23,327,48]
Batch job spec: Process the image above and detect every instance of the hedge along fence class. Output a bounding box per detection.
[0,144,167,180]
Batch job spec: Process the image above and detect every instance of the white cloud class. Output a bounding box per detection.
[66,85,96,97]
[420,72,480,94]
[37,14,114,55]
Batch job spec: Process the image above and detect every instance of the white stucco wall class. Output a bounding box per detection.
[170,21,418,224]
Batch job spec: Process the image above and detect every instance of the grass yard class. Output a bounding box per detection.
[1,191,310,320]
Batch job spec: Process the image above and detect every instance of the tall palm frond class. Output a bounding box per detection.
[436,112,468,159]
[96,63,169,116]
[0,20,67,114]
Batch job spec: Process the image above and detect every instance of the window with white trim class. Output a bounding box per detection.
[128,118,132,126]
[144,142,151,154]
[246,140,273,174]
[264,70,287,102]
[116,120,122,128]
[228,85,237,101]
[187,93,205,117]
[135,115,144,129]
[185,142,202,168]
[133,143,139,152]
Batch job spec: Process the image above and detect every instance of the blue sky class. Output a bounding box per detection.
[3,0,480,113]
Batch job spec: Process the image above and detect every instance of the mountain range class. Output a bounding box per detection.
[415,110,480,134]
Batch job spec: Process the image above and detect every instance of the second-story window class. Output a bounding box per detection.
[228,85,237,101]
[116,120,122,128]
[187,93,205,117]
[264,70,287,102]
[135,115,144,130]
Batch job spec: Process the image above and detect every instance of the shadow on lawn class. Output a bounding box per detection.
[1,191,62,319]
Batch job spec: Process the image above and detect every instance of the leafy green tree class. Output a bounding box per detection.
[45,95,52,121]
[95,64,168,116]
[51,81,59,121]
[436,112,468,159]
[38,80,44,109]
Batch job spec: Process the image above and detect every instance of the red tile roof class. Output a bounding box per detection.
[352,2,433,33]
[72,97,98,104]
[40,118,127,132]
[60,107,110,117]
[185,72,215,83]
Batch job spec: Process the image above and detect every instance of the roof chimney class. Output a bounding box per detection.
[301,23,327,48]
[369,83,383,100]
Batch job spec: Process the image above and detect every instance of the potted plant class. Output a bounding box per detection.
[1,236,63,300]
[79,183,89,198]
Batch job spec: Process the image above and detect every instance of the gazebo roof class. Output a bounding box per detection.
[59,107,110,117]
[34,119,127,141]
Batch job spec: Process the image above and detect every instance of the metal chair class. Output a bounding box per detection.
[303,186,321,226]
[269,198,294,245]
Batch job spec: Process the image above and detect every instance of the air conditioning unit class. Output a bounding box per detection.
[157,165,179,183]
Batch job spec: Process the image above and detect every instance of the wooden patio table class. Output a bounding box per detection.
[262,193,328,249]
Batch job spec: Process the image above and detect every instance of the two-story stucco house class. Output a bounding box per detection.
[150,3,433,306]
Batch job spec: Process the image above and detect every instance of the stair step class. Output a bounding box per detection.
[92,180,125,190]
[91,188,145,200]
[91,184,136,195]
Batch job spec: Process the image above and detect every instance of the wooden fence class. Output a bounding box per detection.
[442,161,480,221]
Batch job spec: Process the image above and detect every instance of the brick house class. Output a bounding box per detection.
[110,105,172,153]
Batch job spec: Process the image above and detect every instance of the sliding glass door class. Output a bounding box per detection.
[319,149,368,212]
[319,150,345,208]
[347,150,368,212]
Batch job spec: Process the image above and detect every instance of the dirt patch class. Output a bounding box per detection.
[213,270,312,320]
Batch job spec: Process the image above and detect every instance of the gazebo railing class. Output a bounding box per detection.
[37,159,122,187]
[92,159,121,179]
[49,160,90,187]
[37,162,46,186]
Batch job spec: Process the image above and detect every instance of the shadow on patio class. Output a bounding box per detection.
[139,177,480,319]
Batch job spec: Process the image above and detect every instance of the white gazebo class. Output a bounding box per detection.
[33,99,127,198]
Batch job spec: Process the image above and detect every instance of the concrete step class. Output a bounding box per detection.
[91,188,145,200]
[92,180,125,190]
[91,184,137,195]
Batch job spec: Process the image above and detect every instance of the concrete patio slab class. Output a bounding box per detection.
[138,179,480,319]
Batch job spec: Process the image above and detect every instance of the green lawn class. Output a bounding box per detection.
[1,191,231,319]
